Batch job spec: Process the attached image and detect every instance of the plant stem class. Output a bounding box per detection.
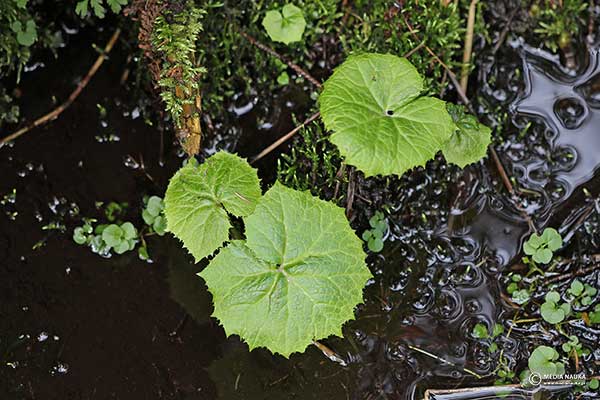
[1,29,122,146]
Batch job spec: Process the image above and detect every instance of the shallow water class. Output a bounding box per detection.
[1,10,600,400]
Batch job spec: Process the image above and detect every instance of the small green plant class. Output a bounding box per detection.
[511,288,531,305]
[10,18,36,46]
[164,152,371,356]
[361,211,387,252]
[73,220,137,257]
[101,222,138,254]
[319,53,491,177]
[540,291,570,324]
[589,304,600,324]
[528,345,565,377]
[561,335,588,358]
[588,378,599,390]
[567,279,597,307]
[262,4,306,45]
[472,322,504,352]
[142,196,166,236]
[75,0,127,18]
[523,227,562,264]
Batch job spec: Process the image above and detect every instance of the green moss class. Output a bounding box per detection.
[277,119,343,200]
[531,0,588,53]
[152,1,205,127]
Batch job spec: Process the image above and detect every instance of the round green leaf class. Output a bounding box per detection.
[146,196,164,217]
[541,227,562,251]
[367,237,384,252]
[319,53,456,177]
[533,248,553,264]
[200,183,371,357]
[102,224,123,247]
[541,301,567,324]
[121,222,137,240]
[262,4,306,45]
[114,240,130,255]
[569,280,584,296]
[545,291,561,303]
[528,345,561,376]
[142,209,155,225]
[164,152,261,262]
[512,289,530,305]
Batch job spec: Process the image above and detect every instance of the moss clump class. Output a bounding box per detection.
[152,0,205,155]
[531,0,588,53]
[277,120,343,200]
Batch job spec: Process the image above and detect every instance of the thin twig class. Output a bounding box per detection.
[251,111,320,163]
[490,147,514,195]
[460,0,478,93]
[408,345,483,379]
[1,29,122,146]
[346,167,355,219]
[239,31,322,88]
[544,263,600,285]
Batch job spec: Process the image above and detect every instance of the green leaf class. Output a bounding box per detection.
[164,152,261,262]
[107,0,127,13]
[142,209,155,225]
[569,280,584,297]
[319,53,456,177]
[277,71,290,85]
[138,246,150,261]
[512,289,530,305]
[75,1,89,17]
[472,323,488,339]
[442,106,491,168]
[16,20,37,46]
[114,240,130,255]
[524,233,543,253]
[541,228,562,251]
[533,248,552,264]
[146,196,164,217]
[90,0,106,18]
[492,323,504,338]
[545,291,561,303]
[199,183,371,357]
[528,346,563,376]
[102,224,123,247]
[367,237,383,252]
[73,227,87,245]
[153,215,167,236]
[120,222,137,240]
[589,379,599,390]
[541,292,568,324]
[262,4,306,45]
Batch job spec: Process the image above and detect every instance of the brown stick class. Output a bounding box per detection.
[490,147,514,195]
[251,112,321,163]
[460,0,478,93]
[544,263,600,285]
[1,29,122,146]
[239,31,322,89]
